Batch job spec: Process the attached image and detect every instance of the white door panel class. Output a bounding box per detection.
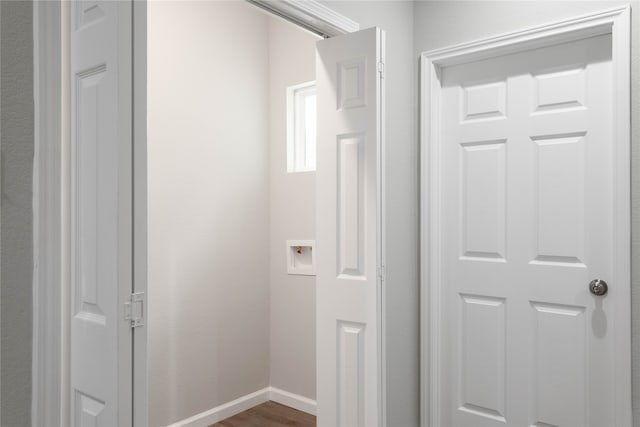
[437,34,623,426]
[70,1,133,426]
[316,27,383,427]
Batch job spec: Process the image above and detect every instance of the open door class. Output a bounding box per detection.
[70,1,134,425]
[316,27,385,427]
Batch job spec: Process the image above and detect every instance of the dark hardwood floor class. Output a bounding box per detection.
[211,401,316,427]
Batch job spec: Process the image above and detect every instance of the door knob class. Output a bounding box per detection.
[589,279,608,296]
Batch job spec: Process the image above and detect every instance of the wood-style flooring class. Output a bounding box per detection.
[211,401,316,427]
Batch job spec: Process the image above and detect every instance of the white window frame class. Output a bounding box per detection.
[287,80,317,173]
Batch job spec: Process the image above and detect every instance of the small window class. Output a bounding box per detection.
[287,81,317,172]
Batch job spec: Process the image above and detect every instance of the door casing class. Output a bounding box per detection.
[420,6,632,426]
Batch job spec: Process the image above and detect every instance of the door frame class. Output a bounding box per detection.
[33,2,390,426]
[419,6,631,426]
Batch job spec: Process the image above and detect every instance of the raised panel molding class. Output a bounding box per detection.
[460,139,506,261]
[531,133,586,266]
[337,321,365,427]
[459,295,506,423]
[75,1,106,31]
[337,58,366,110]
[337,133,365,278]
[533,67,586,113]
[461,81,506,122]
[74,65,108,326]
[75,391,106,427]
[531,302,586,427]
[532,422,560,427]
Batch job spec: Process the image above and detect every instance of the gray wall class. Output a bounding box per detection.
[147,2,271,425]
[268,18,319,400]
[413,0,640,423]
[317,2,420,426]
[0,1,33,426]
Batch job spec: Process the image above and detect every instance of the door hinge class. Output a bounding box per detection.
[377,61,385,79]
[377,265,386,281]
[124,292,145,328]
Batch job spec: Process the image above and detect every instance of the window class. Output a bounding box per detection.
[287,81,317,172]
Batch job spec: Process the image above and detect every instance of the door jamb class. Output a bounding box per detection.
[419,6,631,426]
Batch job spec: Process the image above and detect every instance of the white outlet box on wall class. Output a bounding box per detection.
[286,240,316,276]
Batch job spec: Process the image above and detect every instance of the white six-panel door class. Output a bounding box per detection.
[316,27,384,427]
[70,1,133,426]
[434,33,628,426]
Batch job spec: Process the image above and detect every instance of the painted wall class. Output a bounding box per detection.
[413,0,640,423]
[268,18,319,400]
[147,2,270,425]
[317,2,420,425]
[0,1,33,425]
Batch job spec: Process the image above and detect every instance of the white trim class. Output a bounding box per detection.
[167,388,271,427]
[246,0,358,37]
[60,3,72,425]
[377,28,387,427]
[609,6,632,425]
[421,6,628,67]
[60,4,72,425]
[32,2,69,426]
[167,387,317,427]
[133,1,148,426]
[269,387,317,415]
[419,5,632,427]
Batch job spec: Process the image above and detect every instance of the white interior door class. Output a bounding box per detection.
[433,33,629,426]
[70,1,133,426]
[316,27,384,427]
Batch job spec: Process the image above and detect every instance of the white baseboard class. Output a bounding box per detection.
[269,387,317,415]
[167,386,317,427]
[167,388,270,427]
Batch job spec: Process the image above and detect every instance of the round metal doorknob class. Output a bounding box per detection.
[589,279,608,296]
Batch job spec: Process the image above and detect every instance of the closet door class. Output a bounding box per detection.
[315,27,385,427]
[70,1,133,426]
